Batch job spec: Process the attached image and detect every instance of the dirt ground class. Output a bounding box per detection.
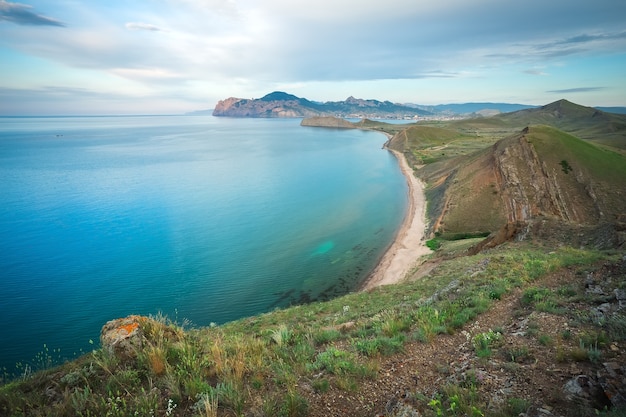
[301,258,626,417]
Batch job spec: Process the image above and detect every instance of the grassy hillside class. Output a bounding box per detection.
[413,125,626,239]
[387,125,486,166]
[454,100,626,150]
[527,125,626,184]
[2,243,624,417]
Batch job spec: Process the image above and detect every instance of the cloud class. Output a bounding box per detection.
[125,22,165,32]
[547,87,606,94]
[483,29,626,65]
[530,31,626,57]
[111,67,183,82]
[524,69,548,76]
[553,31,626,47]
[0,0,65,27]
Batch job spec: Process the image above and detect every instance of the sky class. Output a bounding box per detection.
[1,0,625,115]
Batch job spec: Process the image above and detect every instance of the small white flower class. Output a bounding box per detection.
[166,398,177,416]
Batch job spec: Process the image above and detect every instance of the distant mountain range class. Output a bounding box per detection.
[211,91,431,119]
[204,91,626,119]
[404,102,536,115]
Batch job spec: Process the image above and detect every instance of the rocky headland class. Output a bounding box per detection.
[212,91,430,119]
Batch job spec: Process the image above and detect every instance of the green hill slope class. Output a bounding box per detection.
[418,125,626,241]
[387,125,490,166]
[454,99,626,150]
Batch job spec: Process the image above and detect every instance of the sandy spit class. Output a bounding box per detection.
[360,138,430,290]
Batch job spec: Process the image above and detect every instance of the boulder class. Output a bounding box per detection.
[563,374,613,410]
[100,315,147,361]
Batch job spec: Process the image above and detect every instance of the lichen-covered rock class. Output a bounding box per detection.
[563,374,613,410]
[100,315,183,362]
[100,315,147,361]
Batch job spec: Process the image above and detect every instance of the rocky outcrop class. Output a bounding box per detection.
[100,315,182,361]
[494,131,571,222]
[100,315,147,360]
[212,95,323,118]
[492,127,608,225]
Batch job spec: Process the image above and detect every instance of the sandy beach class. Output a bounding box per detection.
[360,139,430,290]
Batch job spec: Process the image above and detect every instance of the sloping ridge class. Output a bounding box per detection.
[495,126,602,224]
[423,125,626,247]
[494,99,626,149]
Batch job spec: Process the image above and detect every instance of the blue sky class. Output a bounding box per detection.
[1,0,625,115]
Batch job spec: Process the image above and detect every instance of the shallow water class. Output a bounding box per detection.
[0,115,407,371]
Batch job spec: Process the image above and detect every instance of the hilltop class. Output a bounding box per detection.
[2,100,626,417]
[451,99,626,150]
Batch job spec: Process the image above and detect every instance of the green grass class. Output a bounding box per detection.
[528,125,626,184]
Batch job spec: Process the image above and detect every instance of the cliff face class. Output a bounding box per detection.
[212,96,323,118]
[212,97,242,114]
[422,125,626,245]
[493,131,590,223]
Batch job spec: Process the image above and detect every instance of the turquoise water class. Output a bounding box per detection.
[0,116,407,371]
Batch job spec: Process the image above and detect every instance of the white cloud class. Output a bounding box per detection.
[524,69,548,76]
[125,22,165,32]
[111,67,183,82]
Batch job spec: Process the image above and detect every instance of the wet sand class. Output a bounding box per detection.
[360,139,430,290]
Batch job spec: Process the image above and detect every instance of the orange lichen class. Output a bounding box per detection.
[117,322,139,335]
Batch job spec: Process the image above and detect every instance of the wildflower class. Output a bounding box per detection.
[166,398,177,416]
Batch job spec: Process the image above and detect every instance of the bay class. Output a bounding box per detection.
[0,115,407,372]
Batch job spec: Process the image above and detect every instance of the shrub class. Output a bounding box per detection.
[281,389,308,417]
[538,334,553,346]
[271,324,293,347]
[504,346,531,363]
[353,335,405,357]
[308,348,357,375]
[472,330,502,358]
[312,378,330,393]
[506,397,530,415]
[312,329,342,345]
[426,238,441,251]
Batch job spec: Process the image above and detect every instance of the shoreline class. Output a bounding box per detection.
[360,135,430,291]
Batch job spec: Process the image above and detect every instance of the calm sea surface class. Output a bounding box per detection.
[0,115,407,371]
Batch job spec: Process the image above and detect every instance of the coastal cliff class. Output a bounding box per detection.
[213,92,324,118]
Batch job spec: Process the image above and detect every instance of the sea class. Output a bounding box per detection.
[0,115,408,373]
